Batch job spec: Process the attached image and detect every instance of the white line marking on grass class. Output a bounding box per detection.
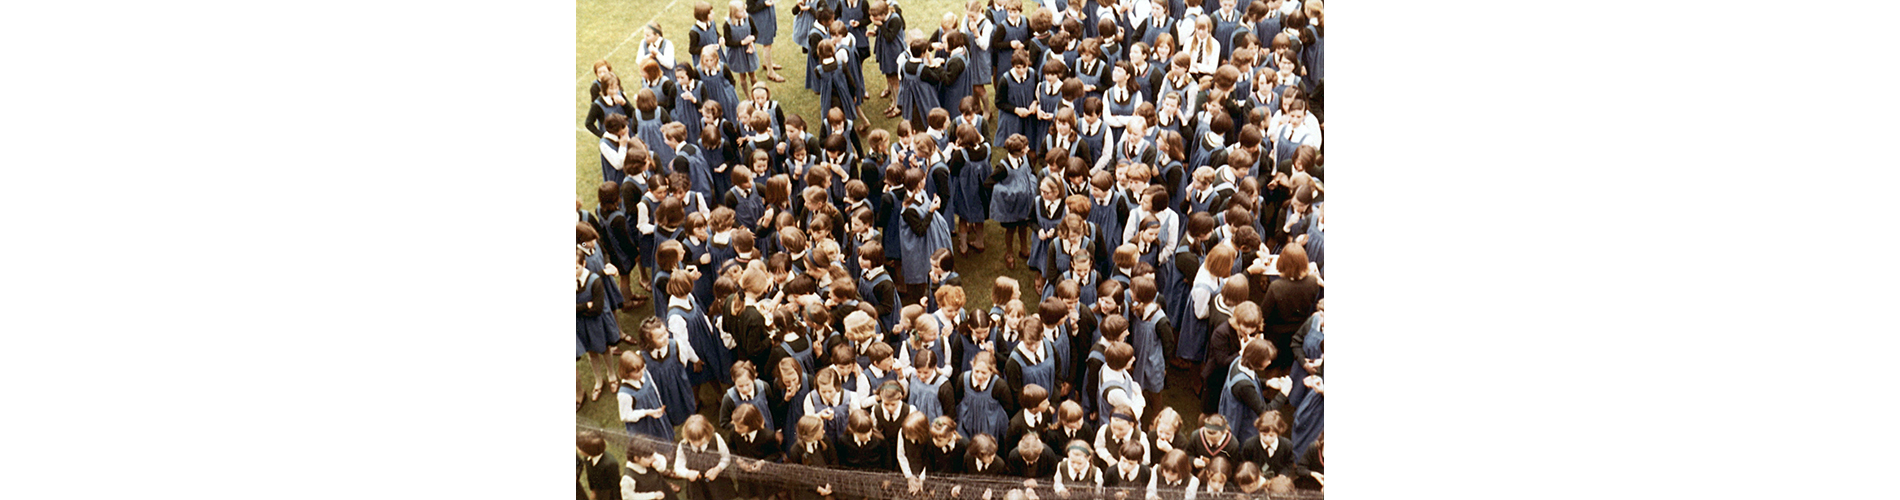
[577,0,683,83]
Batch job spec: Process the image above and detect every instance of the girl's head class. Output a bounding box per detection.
[1240,334,1276,372]
[797,415,826,444]
[1108,403,1138,436]
[1198,413,1229,444]
[1255,410,1288,440]
[992,276,1020,305]
[912,311,940,342]
[931,249,956,276]
[640,317,668,348]
[682,414,715,444]
[1064,440,1092,468]
[847,408,876,439]
[1277,243,1310,280]
[911,348,939,379]
[700,44,721,67]
[970,350,998,381]
[731,360,758,386]
[1158,449,1192,482]
[731,402,764,434]
[901,411,930,442]
[930,416,959,444]
[971,433,999,461]
[592,59,614,81]
[618,350,646,381]
[1205,242,1237,276]
[727,0,745,19]
[813,365,842,399]
[959,310,993,342]
[1039,176,1062,201]
[675,62,699,83]
[776,357,805,389]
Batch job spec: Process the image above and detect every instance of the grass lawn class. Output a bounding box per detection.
[576,0,1201,466]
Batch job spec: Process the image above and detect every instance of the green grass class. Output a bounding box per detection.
[576,0,1202,468]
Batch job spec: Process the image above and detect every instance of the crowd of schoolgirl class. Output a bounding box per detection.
[578,0,1324,498]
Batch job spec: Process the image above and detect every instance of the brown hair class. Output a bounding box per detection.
[1277,243,1309,279]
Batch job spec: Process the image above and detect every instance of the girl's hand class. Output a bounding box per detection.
[819,408,835,420]
[602,264,619,276]
[816,485,832,496]
[705,466,723,480]
[679,470,701,481]
[693,360,707,371]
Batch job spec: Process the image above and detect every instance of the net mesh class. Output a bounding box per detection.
[578,421,1322,500]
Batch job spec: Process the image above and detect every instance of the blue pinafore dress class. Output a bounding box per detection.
[644,338,700,426]
[951,145,991,226]
[907,372,949,423]
[1290,319,1324,456]
[1009,341,1058,397]
[937,51,973,120]
[964,17,994,84]
[808,391,855,442]
[1128,307,1167,395]
[989,156,1036,225]
[674,80,706,147]
[750,0,778,42]
[1078,119,1107,169]
[897,57,941,126]
[582,247,626,315]
[576,273,620,353]
[1096,375,1136,427]
[681,237,717,308]
[1032,81,1065,153]
[994,16,1030,85]
[1105,87,1138,144]
[957,372,1010,440]
[725,19,760,74]
[815,58,858,125]
[994,69,1036,150]
[621,376,676,441]
[670,301,736,386]
[875,12,905,75]
[1218,357,1262,445]
[1173,275,1222,363]
[859,270,900,332]
[700,61,742,123]
[600,135,627,185]
[1025,198,1061,274]
[899,192,954,285]
[725,379,778,433]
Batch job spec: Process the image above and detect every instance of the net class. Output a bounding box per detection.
[578,421,1323,500]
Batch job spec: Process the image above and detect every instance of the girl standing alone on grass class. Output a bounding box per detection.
[745,0,788,82]
[987,135,1036,269]
[723,1,761,91]
[869,0,905,102]
[578,248,622,403]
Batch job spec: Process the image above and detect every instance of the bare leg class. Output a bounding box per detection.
[765,46,787,81]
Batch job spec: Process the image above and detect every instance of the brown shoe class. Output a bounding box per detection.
[766,72,786,83]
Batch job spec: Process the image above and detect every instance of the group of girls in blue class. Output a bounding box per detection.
[579,0,1328,497]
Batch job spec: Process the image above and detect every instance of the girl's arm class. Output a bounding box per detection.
[724,22,744,48]
[635,201,656,234]
[585,103,607,136]
[580,279,607,315]
[903,205,930,236]
[1190,278,1213,319]
[709,433,733,476]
